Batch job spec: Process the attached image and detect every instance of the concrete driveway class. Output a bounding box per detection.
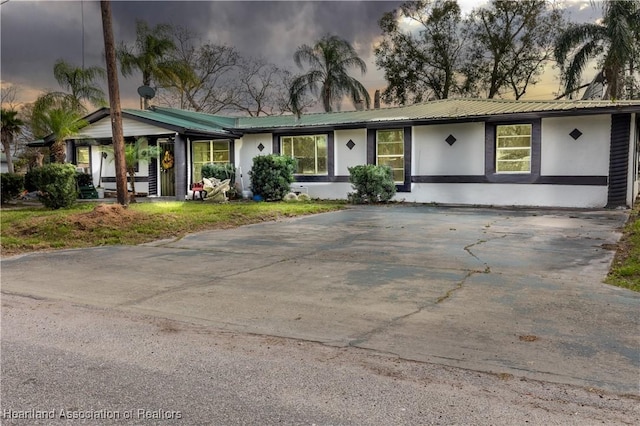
[2,205,638,394]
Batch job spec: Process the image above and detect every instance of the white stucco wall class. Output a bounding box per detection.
[89,144,150,194]
[334,129,367,177]
[398,183,607,208]
[235,133,273,190]
[540,115,611,176]
[413,122,485,175]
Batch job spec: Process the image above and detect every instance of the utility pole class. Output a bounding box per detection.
[100,0,128,206]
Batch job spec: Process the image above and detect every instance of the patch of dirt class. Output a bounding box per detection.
[519,335,539,342]
[68,204,148,229]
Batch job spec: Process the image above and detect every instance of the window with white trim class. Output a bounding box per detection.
[495,124,532,173]
[376,129,404,183]
[192,140,230,181]
[281,135,328,175]
[75,146,90,173]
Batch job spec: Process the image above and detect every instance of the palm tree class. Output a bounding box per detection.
[554,0,640,99]
[30,95,87,163]
[289,34,371,115]
[53,59,107,109]
[0,109,24,173]
[117,20,176,109]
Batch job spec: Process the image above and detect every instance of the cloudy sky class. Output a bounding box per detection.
[1,0,600,111]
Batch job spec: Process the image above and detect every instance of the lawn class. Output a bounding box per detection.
[606,201,640,292]
[0,200,346,257]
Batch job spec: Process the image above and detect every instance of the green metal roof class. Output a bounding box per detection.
[232,98,640,130]
[124,108,236,137]
[74,98,639,142]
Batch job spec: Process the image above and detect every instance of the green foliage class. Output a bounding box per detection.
[1,109,24,174]
[606,201,640,291]
[201,162,236,186]
[1,173,25,203]
[554,0,640,100]
[249,155,296,201]
[348,164,397,204]
[53,59,107,108]
[375,0,566,102]
[289,34,371,115]
[31,163,78,209]
[24,169,39,192]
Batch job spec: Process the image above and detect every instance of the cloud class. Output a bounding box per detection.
[1,0,602,109]
[1,0,403,108]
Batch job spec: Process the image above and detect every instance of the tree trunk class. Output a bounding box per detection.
[2,138,14,173]
[128,167,137,203]
[100,0,129,207]
[51,140,66,163]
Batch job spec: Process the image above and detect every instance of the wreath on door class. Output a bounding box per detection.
[161,150,174,170]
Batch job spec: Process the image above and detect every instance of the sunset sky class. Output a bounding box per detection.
[1,0,601,111]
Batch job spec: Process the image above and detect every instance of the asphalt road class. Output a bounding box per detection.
[2,294,638,425]
[2,205,639,424]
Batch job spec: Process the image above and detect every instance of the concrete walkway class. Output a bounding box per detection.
[2,205,638,394]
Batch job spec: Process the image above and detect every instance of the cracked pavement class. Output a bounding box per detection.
[2,205,638,394]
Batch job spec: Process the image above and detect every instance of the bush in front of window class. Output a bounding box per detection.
[201,163,236,186]
[348,164,396,204]
[30,163,78,209]
[1,173,25,203]
[249,154,297,201]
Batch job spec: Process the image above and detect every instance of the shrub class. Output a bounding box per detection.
[32,163,78,209]
[347,164,397,204]
[249,154,296,201]
[1,173,24,203]
[24,169,39,192]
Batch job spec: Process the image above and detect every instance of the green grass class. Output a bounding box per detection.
[606,202,640,292]
[1,200,346,256]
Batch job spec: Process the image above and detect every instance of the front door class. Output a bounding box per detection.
[159,141,175,197]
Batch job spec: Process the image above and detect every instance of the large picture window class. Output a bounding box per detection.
[281,135,328,175]
[496,124,532,173]
[193,140,230,181]
[377,129,404,183]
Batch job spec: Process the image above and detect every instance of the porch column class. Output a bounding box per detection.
[174,133,187,201]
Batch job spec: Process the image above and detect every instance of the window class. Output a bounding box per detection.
[496,124,532,173]
[75,146,90,173]
[377,129,404,183]
[193,140,230,182]
[281,135,327,175]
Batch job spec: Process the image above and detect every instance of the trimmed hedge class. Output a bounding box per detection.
[249,155,296,201]
[348,164,396,204]
[1,173,25,203]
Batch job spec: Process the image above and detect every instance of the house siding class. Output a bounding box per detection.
[607,114,631,207]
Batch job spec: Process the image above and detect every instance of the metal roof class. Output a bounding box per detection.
[232,98,640,130]
[38,98,639,145]
[124,108,236,138]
